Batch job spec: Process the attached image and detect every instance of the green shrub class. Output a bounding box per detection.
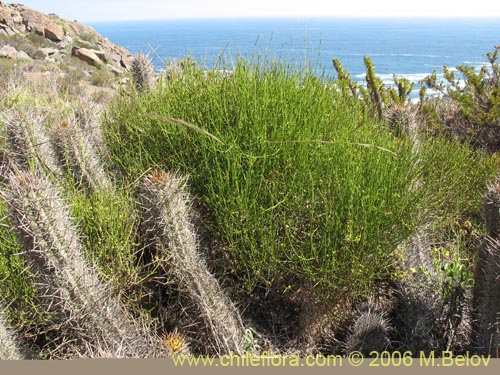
[67,187,140,287]
[103,57,492,304]
[422,46,500,152]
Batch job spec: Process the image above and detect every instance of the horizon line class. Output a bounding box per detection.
[84,14,500,23]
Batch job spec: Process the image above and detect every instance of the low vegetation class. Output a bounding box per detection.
[0,46,499,358]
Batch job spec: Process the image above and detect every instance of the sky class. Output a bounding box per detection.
[12,0,500,22]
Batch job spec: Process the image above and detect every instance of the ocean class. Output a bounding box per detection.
[90,18,500,93]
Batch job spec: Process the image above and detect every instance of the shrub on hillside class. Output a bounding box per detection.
[105,57,496,314]
[421,46,500,153]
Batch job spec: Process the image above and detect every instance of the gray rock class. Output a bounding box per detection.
[39,47,59,57]
[93,50,110,63]
[16,50,32,60]
[72,46,102,66]
[0,25,18,36]
[0,45,17,59]
[110,65,125,76]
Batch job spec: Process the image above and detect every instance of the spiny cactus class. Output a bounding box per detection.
[473,178,500,354]
[50,120,112,192]
[131,53,156,93]
[484,178,500,238]
[392,227,443,353]
[383,103,418,139]
[2,109,61,177]
[0,307,23,360]
[72,95,107,156]
[162,329,191,357]
[473,236,500,355]
[344,299,390,356]
[140,170,244,355]
[5,168,158,358]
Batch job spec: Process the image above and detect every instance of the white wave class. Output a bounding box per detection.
[355,72,435,83]
[348,53,446,58]
[395,53,443,58]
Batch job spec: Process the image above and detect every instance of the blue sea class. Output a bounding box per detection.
[90,18,500,94]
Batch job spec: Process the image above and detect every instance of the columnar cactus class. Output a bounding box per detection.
[473,179,500,354]
[392,228,443,353]
[140,170,244,355]
[51,120,112,192]
[131,53,156,93]
[6,169,156,358]
[4,110,60,177]
[73,95,107,155]
[484,178,500,238]
[473,237,500,355]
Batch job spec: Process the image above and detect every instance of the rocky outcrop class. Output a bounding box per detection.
[20,8,64,42]
[72,47,102,66]
[0,44,31,60]
[0,1,132,73]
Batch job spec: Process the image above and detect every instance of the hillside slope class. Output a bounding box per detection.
[1,1,132,80]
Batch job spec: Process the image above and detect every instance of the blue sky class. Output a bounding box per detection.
[13,0,500,22]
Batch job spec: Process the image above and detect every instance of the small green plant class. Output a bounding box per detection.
[57,69,85,97]
[90,69,114,87]
[436,259,474,299]
[242,328,261,355]
[79,32,97,44]
[418,249,474,301]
